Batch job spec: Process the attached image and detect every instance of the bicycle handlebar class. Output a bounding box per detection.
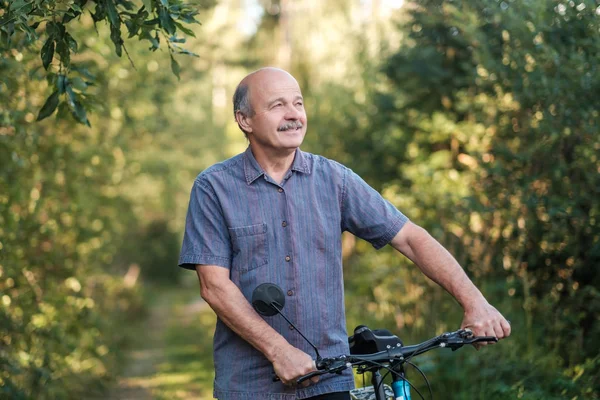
[295,329,497,384]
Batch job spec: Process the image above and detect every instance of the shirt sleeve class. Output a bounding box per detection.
[340,167,409,249]
[178,178,232,270]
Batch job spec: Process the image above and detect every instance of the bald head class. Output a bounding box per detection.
[239,67,297,88]
[233,67,299,121]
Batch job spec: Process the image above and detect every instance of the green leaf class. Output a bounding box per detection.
[159,6,176,35]
[106,0,120,28]
[45,72,56,84]
[72,65,96,81]
[169,35,185,43]
[173,44,198,57]
[174,21,195,37]
[142,0,152,12]
[66,84,76,107]
[124,19,140,38]
[110,23,123,57]
[70,77,88,91]
[72,100,91,126]
[36,90,60,121]
[66,85,90,126]
[55,101,70,120]
[46,22,59,37]
[41,37,54,70]
[19,22,38,41]
[57,74,67,94]
[176,49,198,57]
[62,9,81,23]
[120,0,135,11]
[65,33,78,52]
[92,2,106,22]
[143,18,159,26]
[9,0,28,12]
[148,36,159,51]
[3,22,15,42]
[176,10,200,25]
[170,54,180,80]
[55,39,70,67]
[136,5,149,19]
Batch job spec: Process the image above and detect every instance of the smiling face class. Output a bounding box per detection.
[236,68,307,154]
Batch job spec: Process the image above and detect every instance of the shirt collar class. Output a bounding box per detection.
[243,146,311,185]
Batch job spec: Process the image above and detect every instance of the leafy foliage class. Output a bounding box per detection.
[333,1,600,398]
[0,0,218,397]
[0,0,209,125]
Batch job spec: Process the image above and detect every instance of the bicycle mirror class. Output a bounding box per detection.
[252,283,285,316]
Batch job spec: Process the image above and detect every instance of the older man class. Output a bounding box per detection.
[178,67,511,400]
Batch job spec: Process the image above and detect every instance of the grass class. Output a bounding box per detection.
[107,284,217,400]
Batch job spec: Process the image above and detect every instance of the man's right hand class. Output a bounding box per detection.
[195,265,320,388]
[272,345,319,388]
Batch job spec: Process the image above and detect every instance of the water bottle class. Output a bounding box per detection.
[391,379,411,400]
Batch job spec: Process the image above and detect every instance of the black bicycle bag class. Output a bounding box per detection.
[348,325,403,355]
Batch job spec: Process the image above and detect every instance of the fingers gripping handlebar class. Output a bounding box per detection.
[293,329,497,385]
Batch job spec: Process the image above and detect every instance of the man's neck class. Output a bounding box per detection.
[249,144,297,184]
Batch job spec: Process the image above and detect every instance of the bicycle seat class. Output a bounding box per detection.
[348,325,403,355]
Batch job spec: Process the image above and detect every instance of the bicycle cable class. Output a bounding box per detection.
[403,335,442,365]
[373,363,425,400]
[352,359,426,400]
[405,360,433,400]
[363,333,440,399]
[362,370,365,388]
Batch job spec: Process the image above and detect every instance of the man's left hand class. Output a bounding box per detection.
[460,302,511,349]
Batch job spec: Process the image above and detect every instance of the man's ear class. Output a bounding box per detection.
[235,111,253,133]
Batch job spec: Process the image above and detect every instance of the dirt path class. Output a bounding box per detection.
[106,289,213,400]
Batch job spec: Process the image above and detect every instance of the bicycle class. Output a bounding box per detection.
[252,283,498,400]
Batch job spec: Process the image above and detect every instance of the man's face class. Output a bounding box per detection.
[244,70,307,152]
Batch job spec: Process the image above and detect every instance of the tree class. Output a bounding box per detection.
[349,0,599,397]
[0,1,219,397]
[0,0,212,125]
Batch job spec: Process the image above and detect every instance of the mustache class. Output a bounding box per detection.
[277,121,303,131]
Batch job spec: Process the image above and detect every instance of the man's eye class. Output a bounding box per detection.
[296,102,303,107]
[273,103,282,108]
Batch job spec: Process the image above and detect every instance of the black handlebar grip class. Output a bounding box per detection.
[471,336,498,343]
[297,370,322,384]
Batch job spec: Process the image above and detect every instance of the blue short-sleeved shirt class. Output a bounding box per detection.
[179,147,408,400]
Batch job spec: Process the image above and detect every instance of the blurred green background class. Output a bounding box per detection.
[1,0,599,399]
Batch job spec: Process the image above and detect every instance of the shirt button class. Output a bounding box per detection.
[285,255,291,262]
[287,290,294,296]
[282,221,287,227]
[289,325,294,330]
[278,188,283,193]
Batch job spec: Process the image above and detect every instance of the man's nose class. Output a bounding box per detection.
[284,104,303,120]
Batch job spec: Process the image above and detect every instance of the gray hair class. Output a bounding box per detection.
[232,83,254,137]
[233,84,252,116]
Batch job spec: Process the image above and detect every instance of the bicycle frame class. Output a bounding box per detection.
[350,362,411,400]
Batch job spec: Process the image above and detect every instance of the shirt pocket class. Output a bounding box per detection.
[228,223,269,273]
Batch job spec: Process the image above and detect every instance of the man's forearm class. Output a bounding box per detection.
[195,265,289,362]
[390,222,487,311]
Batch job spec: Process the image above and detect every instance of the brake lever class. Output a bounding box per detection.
[297,370,326,384]
[443,330,498,350]
[296,359,349,384]
[466,336,498,344]
[458,329,498,344]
